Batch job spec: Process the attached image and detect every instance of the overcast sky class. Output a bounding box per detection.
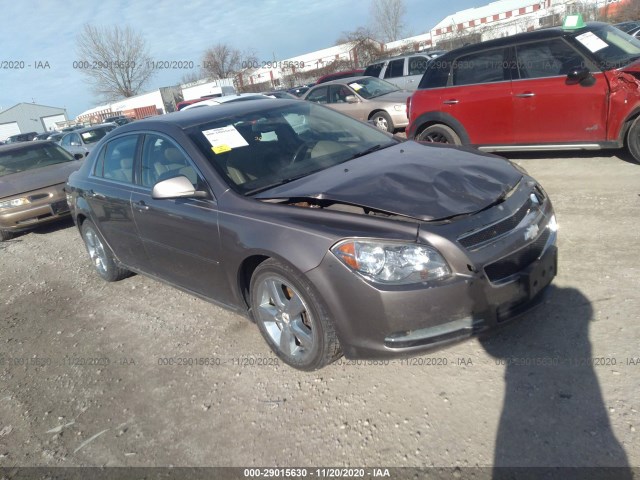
[0,0,490,117]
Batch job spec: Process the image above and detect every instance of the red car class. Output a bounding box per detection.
[406,22,640,163]
[316,69,365,84]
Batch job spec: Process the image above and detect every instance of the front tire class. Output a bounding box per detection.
[80,220,130,282]
[626,116,640,164]
[417,124,461,145]
[370,111,394,133]
[250,259,342,370]
[0,230,14,242]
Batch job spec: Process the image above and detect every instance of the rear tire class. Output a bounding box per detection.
[80,220,130,282]
[626,116,640,164]
[0,230,13,242]
[417,124,461,145]
[250,259,342,370]
[370,111,394,133]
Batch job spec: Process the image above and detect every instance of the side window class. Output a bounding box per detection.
[516,39,587,79]
[329,85,352,103]
[363,62,384,78]
[140,134,199,188]
[100,135,138,183]
[61,134,71,147]
[453,48,509,86]
[71,133,82,145]
[408,56,429,76]
[306,87,328,104]
[384,59,404,78]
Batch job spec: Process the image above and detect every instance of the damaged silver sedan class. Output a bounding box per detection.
[66,99,557,370]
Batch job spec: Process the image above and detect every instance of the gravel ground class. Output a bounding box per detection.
[0,151,639,471]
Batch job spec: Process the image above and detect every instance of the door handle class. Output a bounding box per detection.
[134,200,150,211]
[515,92,535,98]
[443,99,459,105]
[88,190,105,200]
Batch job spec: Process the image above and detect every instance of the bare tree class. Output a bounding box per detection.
[335,27,384,68]
[180,71,203,86]
[371,0,406,43]
[76,24,155,101]
[201,44,244,79]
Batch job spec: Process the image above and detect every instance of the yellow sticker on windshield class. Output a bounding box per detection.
[212,144,232,154]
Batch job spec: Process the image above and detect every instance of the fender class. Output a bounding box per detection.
[408,111,471,145]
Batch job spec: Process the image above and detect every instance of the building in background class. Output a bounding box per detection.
[0,103,68,141]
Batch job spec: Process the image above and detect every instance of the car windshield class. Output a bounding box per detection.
[0,143,76,177]
[188,101,397,195]
[347,77,399,99]
[573,25,640,69]
[80,127,113,144]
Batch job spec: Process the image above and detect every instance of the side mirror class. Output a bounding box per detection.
[345,95,358,103]
[152,175,208,200]
[73,153,84,160]
[566,67,593,85]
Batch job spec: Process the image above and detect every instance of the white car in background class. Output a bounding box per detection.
[181,94,273,111]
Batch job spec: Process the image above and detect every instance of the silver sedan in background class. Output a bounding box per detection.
[302,76,410,132]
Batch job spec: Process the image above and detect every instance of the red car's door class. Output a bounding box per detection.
[444,47,515,145]
[512,38,609,144]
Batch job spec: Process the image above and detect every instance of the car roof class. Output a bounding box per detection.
[0,140,58,153]
[112,99,302,131]
[65,123,117,134]
[437,22,611,58]
[313,76,373,86]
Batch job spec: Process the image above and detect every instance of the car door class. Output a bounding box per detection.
[383,58,406,89]
[444,47,515,145]
[512,38,608,144]
[88,134,149,271]
[405,55,430,91]
[327,84,368,121]
[130,133,224,298]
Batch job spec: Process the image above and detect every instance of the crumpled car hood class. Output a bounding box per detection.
[0,160,83,199]
[256,141,522,222]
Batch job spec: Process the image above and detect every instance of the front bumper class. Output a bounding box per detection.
[0,184,70,233]
[305,198,557,359]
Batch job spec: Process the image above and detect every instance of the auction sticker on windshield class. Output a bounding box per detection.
[202,125,249,153]
[575,31,608,53]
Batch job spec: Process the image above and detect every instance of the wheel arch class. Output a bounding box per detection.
[409,111,471,144]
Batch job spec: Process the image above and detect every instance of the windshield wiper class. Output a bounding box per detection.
[347,142,396,161]
[245,171,320,196]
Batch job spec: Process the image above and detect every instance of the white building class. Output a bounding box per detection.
[240,41,379,89]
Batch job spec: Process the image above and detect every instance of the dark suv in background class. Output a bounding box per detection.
[406,22,640,163]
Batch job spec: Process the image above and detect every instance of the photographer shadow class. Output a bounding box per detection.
[479,286,632,479]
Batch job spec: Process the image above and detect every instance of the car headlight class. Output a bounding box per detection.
[331,239,451,285]
[393,105,404,111]
[0,197,30,209]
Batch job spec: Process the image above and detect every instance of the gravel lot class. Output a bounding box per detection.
[0,150,639,472]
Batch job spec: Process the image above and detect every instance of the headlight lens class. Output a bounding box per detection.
[0,197,30,209]
[332,239,451,284]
